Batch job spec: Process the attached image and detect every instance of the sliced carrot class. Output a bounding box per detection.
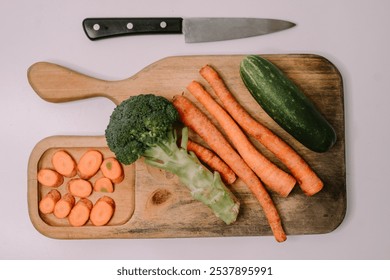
[37,168,63,188]
[199,64,324,196]
[68,198,93,227]
[90,196,116,226]
[187,139,237,184]
[67,178,93,198]
[187,81,296,197]
[94,177,114,193]
[77,150,103,179]
[51,150,77,177]
[172,95,286,242]
[100,157,124,183]
[53,193,75,219]
[39,189,61,214]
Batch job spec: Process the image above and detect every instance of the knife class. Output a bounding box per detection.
[82,17,295,43]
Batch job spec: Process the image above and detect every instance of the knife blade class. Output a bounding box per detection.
[82,17,295,42]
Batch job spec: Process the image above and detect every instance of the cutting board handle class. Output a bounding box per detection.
[27,62,127,104]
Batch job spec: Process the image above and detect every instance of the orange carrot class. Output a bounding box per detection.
[52,150,77,177]
[37,168,63,188]
[67,178,93,198]
[77,150,103,179]
[187,139,237,184]
[53,193,75,219]
[187,81,296,197]
[199,64,323,196]
[94,177,114,193]
[90,196,115,226]
[39,189,61,214]
[100,157,124,183]
[68,198,93,227]
[172,95,286,242]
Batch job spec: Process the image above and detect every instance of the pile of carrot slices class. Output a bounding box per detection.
[173,64,324,242]
[38,149,123,227]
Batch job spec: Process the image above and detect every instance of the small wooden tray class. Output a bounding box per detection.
[28,136,136,239]
[27,54,346,239]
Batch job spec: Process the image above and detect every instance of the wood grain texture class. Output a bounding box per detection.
[27,54,346,239]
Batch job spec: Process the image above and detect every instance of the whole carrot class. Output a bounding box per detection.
[199,64,323,196]
[187,139,237,184]
[172,95,286,242]
[187,81,296,197]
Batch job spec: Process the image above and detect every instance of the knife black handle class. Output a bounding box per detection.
[82,18,183,40]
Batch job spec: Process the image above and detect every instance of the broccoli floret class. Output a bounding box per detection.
[105,94,239,224]
[105,94,178,165]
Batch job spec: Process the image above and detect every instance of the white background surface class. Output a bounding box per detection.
[1,0,389,260]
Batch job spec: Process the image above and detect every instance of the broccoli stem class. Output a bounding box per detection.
[144,128,239,225]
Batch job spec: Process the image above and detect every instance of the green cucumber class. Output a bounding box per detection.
[240,55,336,153]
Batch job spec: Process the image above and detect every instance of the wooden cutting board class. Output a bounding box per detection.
[27,54,346,240]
